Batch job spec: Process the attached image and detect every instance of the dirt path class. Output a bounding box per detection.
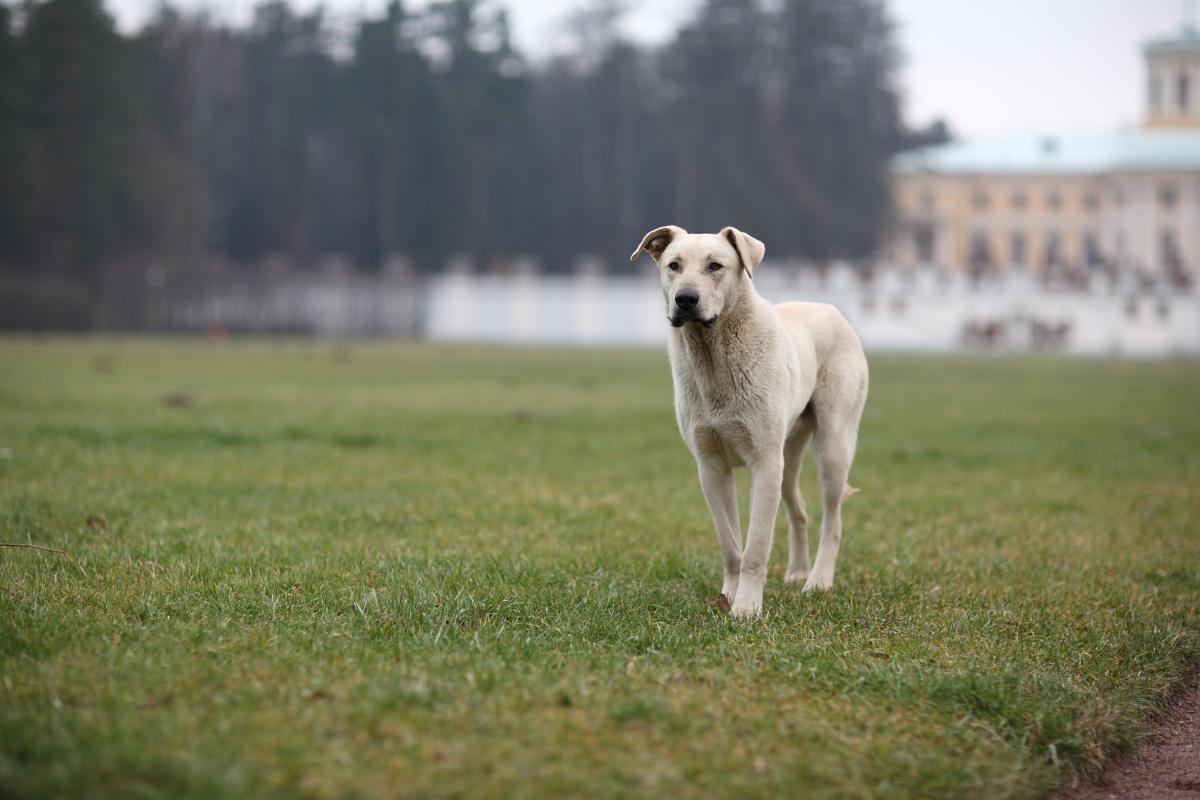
[1056,667,1200,800]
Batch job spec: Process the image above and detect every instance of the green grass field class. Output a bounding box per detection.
[1,337,1198,799]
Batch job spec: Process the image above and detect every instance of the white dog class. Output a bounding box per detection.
[631,226,868,617]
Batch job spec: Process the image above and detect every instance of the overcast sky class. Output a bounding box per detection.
[104,0,1191,137]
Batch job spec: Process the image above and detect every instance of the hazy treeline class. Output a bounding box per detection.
[0,0,938,286]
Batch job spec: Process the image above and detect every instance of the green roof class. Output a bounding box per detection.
[1143,24,1200,54]
[893,128,1200,175]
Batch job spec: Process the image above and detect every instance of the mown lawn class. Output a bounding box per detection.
[1,337,1198,799]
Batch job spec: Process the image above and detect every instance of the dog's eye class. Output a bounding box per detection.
[709,262,723,272]
[667,262,681,272]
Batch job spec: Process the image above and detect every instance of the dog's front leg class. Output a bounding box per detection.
[730,454,784,617]
[697,459,742,601]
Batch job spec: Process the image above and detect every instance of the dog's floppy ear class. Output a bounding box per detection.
[720,227,765,277]
[630,225,687,263]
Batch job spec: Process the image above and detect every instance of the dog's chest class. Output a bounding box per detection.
[687,417,757,467]
[671,341,785,464]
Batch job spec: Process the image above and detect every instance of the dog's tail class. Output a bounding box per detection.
[842,484,860,501]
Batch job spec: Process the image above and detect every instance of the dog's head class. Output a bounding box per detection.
[630,226,765,329]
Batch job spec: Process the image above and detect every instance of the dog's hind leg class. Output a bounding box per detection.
[697,459,743,601]
[803,423,858,592]
[783,417,817,584]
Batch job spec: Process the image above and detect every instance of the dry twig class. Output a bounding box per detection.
[1,543,78,599]
[0,543,71,555]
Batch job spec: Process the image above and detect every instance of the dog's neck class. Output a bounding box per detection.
[670,285,766,386]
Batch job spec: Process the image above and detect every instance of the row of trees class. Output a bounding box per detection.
[0,0,941,286]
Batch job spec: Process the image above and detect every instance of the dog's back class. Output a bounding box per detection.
[774,302,865,371]
[774,301,868,430]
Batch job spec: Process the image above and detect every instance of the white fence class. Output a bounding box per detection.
[425,272,663,345]
[426,263,1200,357]
[123,262,1200,356]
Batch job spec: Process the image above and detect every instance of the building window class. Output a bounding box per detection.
[1045,230,1061,266]
[1162,229,1179,270]
[915,225,935,263]
[1011,189,1027,210]
[970,231,991,265]
[919,188,935,212]
[1083,190,1099,211]
[1179,71,1191,112]
[1010,231,1026,266]
[972,189,990,210]
[1150,74,1162,113]
[1046,189,1062,210]
[1159,185,1178,208]
[1083,231,1101,267]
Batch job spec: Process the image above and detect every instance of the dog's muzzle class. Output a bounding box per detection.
[670,288,717,328]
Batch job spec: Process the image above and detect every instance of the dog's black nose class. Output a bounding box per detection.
[675,289,700,311]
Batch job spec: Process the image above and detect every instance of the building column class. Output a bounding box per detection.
[1184,176,1200,278]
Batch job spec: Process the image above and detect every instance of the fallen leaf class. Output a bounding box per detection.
[708,594,731,613]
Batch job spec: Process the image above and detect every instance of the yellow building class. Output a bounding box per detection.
[888,23,1200,282]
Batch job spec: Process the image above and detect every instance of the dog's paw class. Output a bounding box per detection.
[783,569,809,584]
[729,600,762,617]
[801,575,834,593]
